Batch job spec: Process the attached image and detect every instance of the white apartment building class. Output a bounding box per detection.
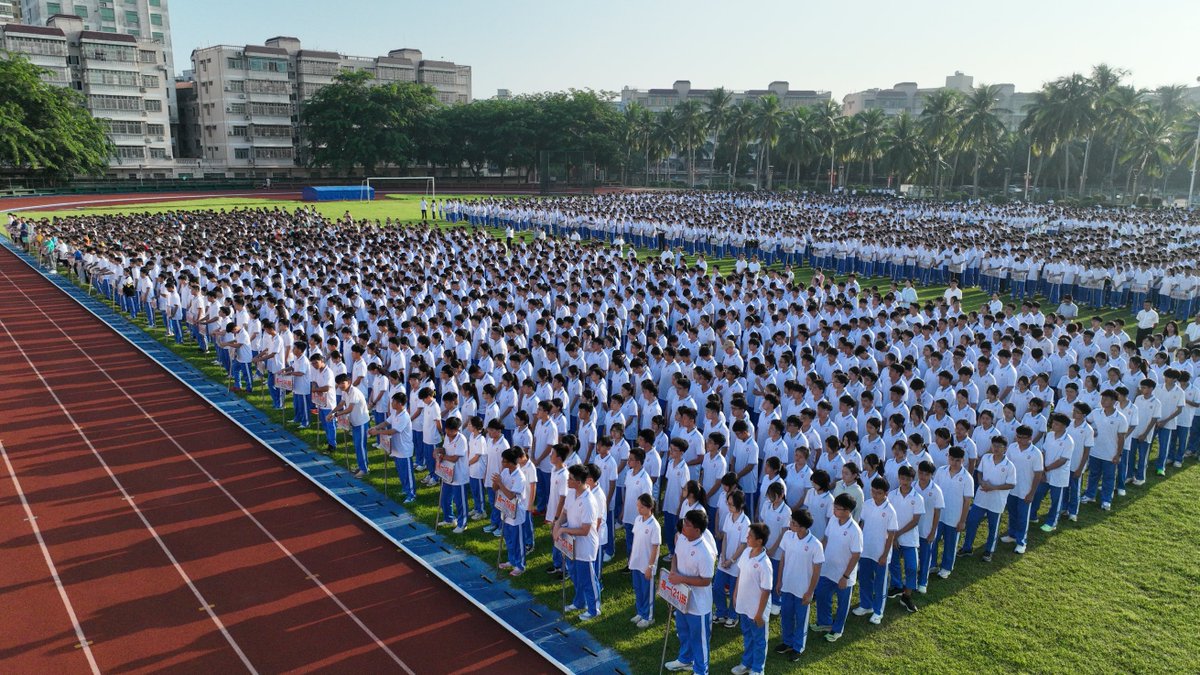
[22,0,176,128]
[189,36,471,176]
[842,72,1036,131]
[621,80,831,112]
[0,0,20,23]
[0,13,175,176]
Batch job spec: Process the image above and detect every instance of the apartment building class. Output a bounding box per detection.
[189,36,471,177]
[0,13,175,176]
[620,80,831,112]
[0,0,21,23]
[842,72,1036,131]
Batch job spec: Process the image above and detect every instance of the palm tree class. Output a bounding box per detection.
[704,87,733,186]
[957,84,1005,198]
[724,99,756,184]
[753,95,784,189]
[777,106,817,185]
[1154,84,1190,124]
[851,108,888,185]
[919,89,963,196]
[621,102,650,185]
[1098,85,1148,192]
[882,111,926,185]
[1123,108,1174,196]
[672,100,707,187]
[810,100,843,191]
[649,109,677,183]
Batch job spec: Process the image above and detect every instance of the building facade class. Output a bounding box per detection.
[620,80,831,112]
[0,0,20,23]
[0,13,175,176]
[842,72,1036,131]
[21,0,175,130]
[189,37,471,177]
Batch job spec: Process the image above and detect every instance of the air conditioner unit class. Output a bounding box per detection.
[223,85,230,91]
[244,114,251,120]
[139,86,146,92]
[141,110,148,116]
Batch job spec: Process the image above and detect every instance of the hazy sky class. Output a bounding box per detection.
[171,0,1199,100]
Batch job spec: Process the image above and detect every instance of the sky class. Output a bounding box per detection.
[170,0,1200,101]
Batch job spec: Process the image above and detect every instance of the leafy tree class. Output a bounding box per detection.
[882,111,926,185]
[0,54,111,177]
[301,70,438,174]
[958,84,1006,198]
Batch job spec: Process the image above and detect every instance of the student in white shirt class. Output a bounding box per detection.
[959,437,1016,562]
[1083,390,1128,510]
[558,464,601,620]
[435,417,470,532]
[813,492,862,642]
[774,507,823,660]
[759,480,790,610]
[732,523,773,675]
[622,448,653,557]
[332,373,372,478]
[913,461,944,593]
[664,509,718,674]
[1001,426,1044,553]
[854,477,898,624]
[627,493,661,629]
[494,448,529,575]
[931,446,973,578]
[1031,413,1072,532]
[885,466,925,613]
[713,490,751,628]
[366,392,416,502]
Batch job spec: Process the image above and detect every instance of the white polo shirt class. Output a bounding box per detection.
[627,514,661,573]
[887,488,925,548]
[675,530,718,615]
[1087,408,1129,462]
[622,468,653,525]
[720,512,752,575]
[1038,430,1072,488]
[974,454,1017,513]
[546,466,568,523]
[778,531,824,596]
[933,466,974,526]
[861,497,899,562]
[820,517,863,587]
[733,549,773,620]
[564,488,600,563]
[500,467,527,526]
[913,480,944,538]
[1006,443,1045,499]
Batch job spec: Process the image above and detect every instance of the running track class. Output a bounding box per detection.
[0,233,553,670]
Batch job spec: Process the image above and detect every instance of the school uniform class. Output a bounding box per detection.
[622,468,653,556]
[1085,408,1128,507]
[1032,430,1072,528]
[671,530,718,675]
[814,516,862,635]
[342,385,372,474]
[386,410,416,501]
[1004,443,1044,548]
[565,489,602,615]
[439,432,470,528]
[859,497,899,617]
[778,530,823,654]
[500,467,529,572]
[733,549,773,673]
[627,514,661,623]
[961,454,1016,555]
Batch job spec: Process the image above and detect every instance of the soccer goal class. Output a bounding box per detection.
[360,176,436,201]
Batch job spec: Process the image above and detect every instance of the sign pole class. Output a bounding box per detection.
[657,605,673,675]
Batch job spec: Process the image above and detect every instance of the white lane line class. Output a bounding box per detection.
[0,266,416,674]
[0,297,258,675]
[0,440,102,675]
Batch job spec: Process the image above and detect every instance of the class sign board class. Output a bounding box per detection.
[657,567,690,613]
[555,534,575,559]
[435,459,456,483]
[275,374,294,391]
[496,492,518,521]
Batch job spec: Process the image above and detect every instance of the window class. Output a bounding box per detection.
[151,31,164,43]
[234,148,250,160]
[253,124,291,138]
[230,125,247,137]
[124,10,138,23]
[254,147,293,160]
[84,44,137,61]
[88,94,141,110]
[149,0,161,5]
[126,29,141,37]
[100,26,117,33]
[144,99,162,112]
[229,102,246,114]
[99,7,115,20]
[249,102,290,116]
[146,123,164,135]
[3,36,68,57]
[246,78,289,94]
[115,145,145,159]
[227,80,244,92]
[141,74,158,88]
[150,13,162,26]
[103,119,144,135]
[46,2,62,14]
[138,49,157,63]
[248,57,288,74]
[227,57,244,70]
[73,4,89,17]
[84,69,139,86]
[149,147,166,159]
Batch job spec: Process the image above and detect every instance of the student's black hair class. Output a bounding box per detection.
[791,507,814,529]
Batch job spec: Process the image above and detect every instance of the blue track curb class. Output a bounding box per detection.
[1,238,630,675]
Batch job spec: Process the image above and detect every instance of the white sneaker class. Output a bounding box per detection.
[869,613,883,625]
[631,615,642,623]
[999,535,1016,544]
[664,660,693,672]
[1132,478,1146,486]
[579,611,598,621]
[916,585,927,594]
[930,566,941,575]
[1100,502,1111,511]
[603,553,613,563]
[563,604,579,612]
[637,618,653,629]
[852,607,872,617]
[771,605,781,616]
[937,569,951,579]
[1117,489,1126,496]
[452,525,466,534]
[1080,496,1094,504]
[731,666,750,675]
[1068,514,1078,522]
[1173,461,1183,468]
[1014,544,1026,554]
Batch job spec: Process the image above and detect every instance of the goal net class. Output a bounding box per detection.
[361,176,436,201]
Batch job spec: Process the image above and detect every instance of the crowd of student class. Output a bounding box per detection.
[9,194,1200,675]
[446,192,1200,318]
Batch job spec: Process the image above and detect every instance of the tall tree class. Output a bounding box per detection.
[919,89,963,196]
[724,100,756,184]
[0,54,112,177]
[851,108,888,184]
[703,87,733,185]
[753,95,784,189]
[882,111,926,185]
[303,70,438,174]
[958,84,1006,198]
[673,99,707,187]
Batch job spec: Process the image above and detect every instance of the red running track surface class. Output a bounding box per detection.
[0,244,555,673]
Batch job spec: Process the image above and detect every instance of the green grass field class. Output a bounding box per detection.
[17,195,1200,674]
